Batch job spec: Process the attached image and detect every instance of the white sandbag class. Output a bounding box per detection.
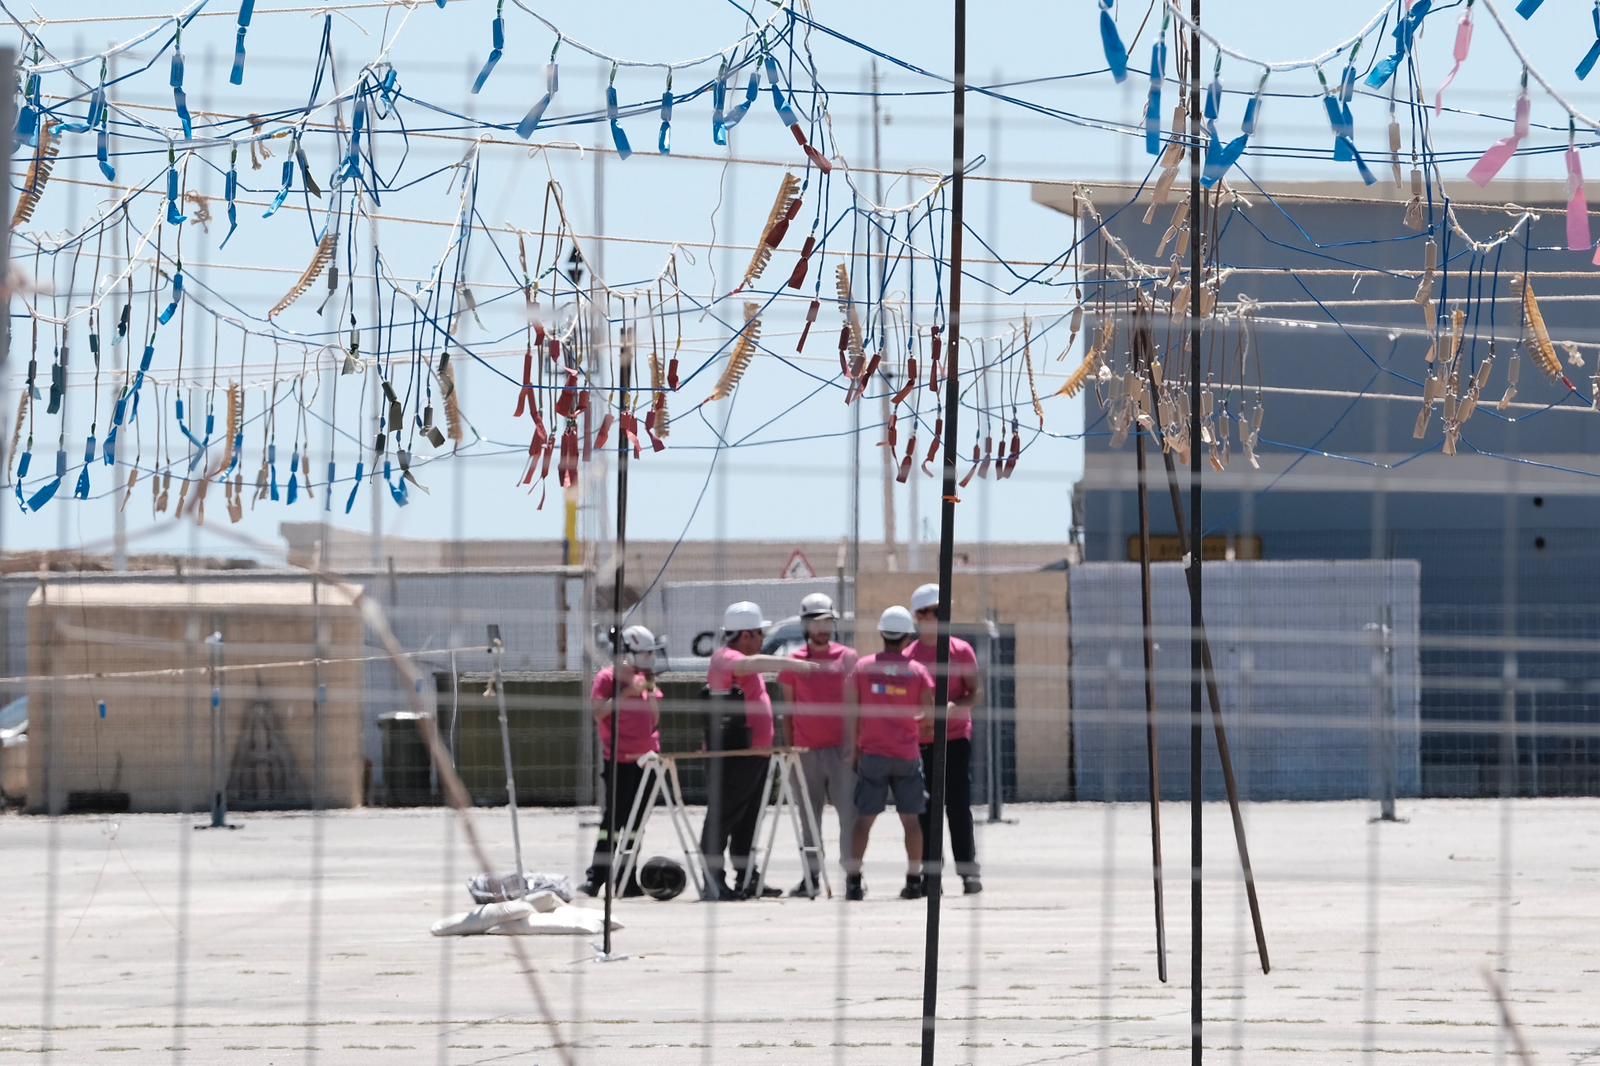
[431,899,534,937]
[526,890,561,914]
[486,905,622,937]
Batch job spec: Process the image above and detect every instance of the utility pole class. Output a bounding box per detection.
[106,52,127,570]
[870,62,897,568]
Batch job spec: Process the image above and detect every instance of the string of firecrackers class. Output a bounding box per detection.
[6,0,833,250]
[15,3,1600,521]
[1097,0,1600,258]
[501,181,707,512]
[1082,169,1592,474]
[1090,0,1600,464]
[4,0,806,525]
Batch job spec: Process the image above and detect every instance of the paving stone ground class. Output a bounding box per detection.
[3,798,1598,1064]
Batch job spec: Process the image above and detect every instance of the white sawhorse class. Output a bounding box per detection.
[749,748,832,899]
[611,748,831,900]
[612,753,709,899]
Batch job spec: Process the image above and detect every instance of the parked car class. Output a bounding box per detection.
[0,696,27,805]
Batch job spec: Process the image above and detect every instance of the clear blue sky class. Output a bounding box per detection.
[3,1,1597,564]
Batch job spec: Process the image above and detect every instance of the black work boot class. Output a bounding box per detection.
[738,866,782,899]
[845,874,866,901]
[789,876,821,898]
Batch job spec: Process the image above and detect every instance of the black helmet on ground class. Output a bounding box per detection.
[638,856,687,901]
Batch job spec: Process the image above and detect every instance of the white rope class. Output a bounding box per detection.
[1158,0,1394,72]
[506,0,792,71]
[16,0,208,74]
[1476,0,1600,131]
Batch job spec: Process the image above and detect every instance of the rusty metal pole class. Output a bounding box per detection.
[1135,390,1169,984]
[1137,312,1270,978]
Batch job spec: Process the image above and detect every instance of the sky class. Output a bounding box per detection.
[3,0,1599,568]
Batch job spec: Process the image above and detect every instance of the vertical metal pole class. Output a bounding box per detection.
[102,51,127,572]
[209,627,226,827]
[1529,689,1540,799]
[491,635,523,873]
[1140,316,1270,973]
[985,611,1002,822]
[920,3,966,1061]
[1187,3,1205,1060]
[1136,427,1169,983]
[1380,604,1397,821]
[368,366,382,570]
[602,330,632,958]
[870,62,897,566]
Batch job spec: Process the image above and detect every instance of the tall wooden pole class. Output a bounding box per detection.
[1135,415,1168,984]
[1187,2,1205,1060]
[920,2,967,1062]
[602,323,632,958]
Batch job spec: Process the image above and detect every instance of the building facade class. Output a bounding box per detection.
[1035,180,1600,797]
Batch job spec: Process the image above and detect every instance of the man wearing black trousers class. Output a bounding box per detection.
[580,625,661,897]
[910,582,984,894]
[699,600,819,900]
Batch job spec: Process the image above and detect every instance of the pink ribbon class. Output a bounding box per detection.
[1434,11,1473,117]
[1568,146,1593,252]
[1468,92,1530,187]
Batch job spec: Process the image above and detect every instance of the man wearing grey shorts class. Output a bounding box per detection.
[777,593,858,898]
[845,606,936,901]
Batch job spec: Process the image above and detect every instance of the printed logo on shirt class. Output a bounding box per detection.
[868,681,910,697]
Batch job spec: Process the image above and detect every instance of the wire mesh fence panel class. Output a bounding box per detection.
[9,4,1600,1064]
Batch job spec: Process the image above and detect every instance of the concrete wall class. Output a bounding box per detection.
[27,581,365,813]
[1069,560,1422,802]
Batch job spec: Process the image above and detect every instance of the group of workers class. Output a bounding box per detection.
[580,584,984,903]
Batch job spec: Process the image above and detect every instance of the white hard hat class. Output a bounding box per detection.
[721,600,770,633]
[799,592,837,619]
[619,625,656,654]
[878,605,917,637]
[910,583,941,612]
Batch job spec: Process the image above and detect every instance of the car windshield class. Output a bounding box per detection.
[0,697,27,733]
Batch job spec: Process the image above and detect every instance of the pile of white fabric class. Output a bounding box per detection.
[432,872,621,937]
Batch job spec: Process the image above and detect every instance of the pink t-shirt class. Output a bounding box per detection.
[591,666,662,762]
[778,642,856,750]
[851,650,933,761]
[707,646,775,749]
[911,635,980,742]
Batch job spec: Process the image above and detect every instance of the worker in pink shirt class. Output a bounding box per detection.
[910,582,984,894]
[580,625,662,898]
[845,605,935,902]
[777,592,858,898]
[700,600,820,901]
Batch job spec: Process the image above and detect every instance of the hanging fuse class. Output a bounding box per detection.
[517,46,560,140]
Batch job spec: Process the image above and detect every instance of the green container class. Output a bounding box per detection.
[378,711,436,806]
[439,674,586,806]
